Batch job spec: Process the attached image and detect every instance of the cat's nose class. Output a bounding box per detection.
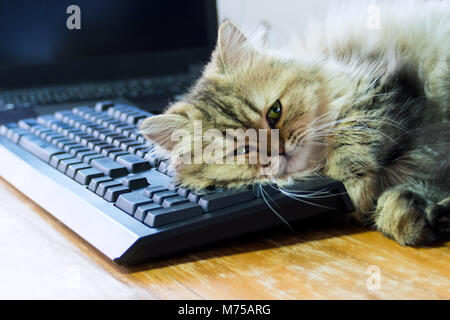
[279,144,285,156]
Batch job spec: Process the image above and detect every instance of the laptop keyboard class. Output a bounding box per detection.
[0,101,257,228]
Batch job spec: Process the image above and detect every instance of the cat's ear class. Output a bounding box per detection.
[140,114,188,151]
[215,20,256,72]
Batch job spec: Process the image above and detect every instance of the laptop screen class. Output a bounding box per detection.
[0,0,217,88]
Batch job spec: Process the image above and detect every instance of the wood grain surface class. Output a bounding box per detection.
[0,177,448,299]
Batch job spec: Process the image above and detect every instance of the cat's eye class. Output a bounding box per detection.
[234,145,250,156]
[266,100,282,127]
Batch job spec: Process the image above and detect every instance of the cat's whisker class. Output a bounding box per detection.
[308,114,409,136]
[267,183,336,209]
[277,187,332,198]
[259,183,294,231]
[356,115,409,132]
[303,140,328,146]
[350,91,392,105]
[303,117,367,136]
[307,109,336,127]
[302,114,402,146]
[271,183,338,199]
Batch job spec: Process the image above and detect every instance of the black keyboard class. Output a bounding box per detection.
[0,101,354,265]
[0,74,193,111]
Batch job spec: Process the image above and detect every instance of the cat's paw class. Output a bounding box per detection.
[374,186,445,246]
[426,198,450,240]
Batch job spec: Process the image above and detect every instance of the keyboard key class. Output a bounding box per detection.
[62,128,81,137]
[127,113,147,125]
[143,203,203,227]
[116,125,135,136]
[50,121,70,132]
[92,128,111,138]
[116,154,151,173]
[140,169,171,187]
[101,147,121,157]
[66,163,91,179]
[85,113,105,123]
[121,141,142,151]
[152,190,178,204]
[105,135,121,144]
[19,135,64,163]
[100,131,120,141]
[72,106,93,116]
[73,121,91,131]
[138,135,146,144]
[96,180,122,197]
[167,166,176,177]
[134,203,162,222]
[50,153,74,168]
[121,175,149,189]
[83,153,105,164]
[104,185,131,202]
[84,138,102,148]
[75,168,104,185]
[88,176,113,193]
[37,114,57,125]
[113,137,133,148]
[76,150,97,161]
[58,158,82,173]
[119,112,133,123]
[68,130,83,140]
[56,139,76,149]
[54,110,74,120]
[91,157,128,178]
[162,196,189,208]
[108,150,129,160]
[7,128,32,143]
[167,182,180,192]
[177,187,191,197]
[70,147,90,157]
[136,148,150,158]
[128,145,147,155]
[0,123,18,136]
[30,125,52,136]
[94,144,115,154]
[95,101,114,112]
[157,161,169,174]
[106,121,123,130]
[18,118,39,130]
[197,190,255,212]
[45,133,65,143]
[63,143,83,152]
[86,126,103,135]
[187,190,214,203]
[142,185,166,198]
[129,132,144,141]
[115,191,153,215]
[88,141,107,150]
[108,104,129,117]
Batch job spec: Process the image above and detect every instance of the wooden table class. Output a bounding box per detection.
[0,177,448,299]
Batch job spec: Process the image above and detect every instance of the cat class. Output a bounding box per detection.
[140,1,450,246]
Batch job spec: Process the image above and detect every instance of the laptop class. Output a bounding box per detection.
[0,0,353,265]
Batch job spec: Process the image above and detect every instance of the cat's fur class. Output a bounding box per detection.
[140,1,450,246]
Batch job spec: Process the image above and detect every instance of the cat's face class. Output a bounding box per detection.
[140,22,332,189]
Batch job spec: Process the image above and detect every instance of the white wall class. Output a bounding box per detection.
[217,0,332,44]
